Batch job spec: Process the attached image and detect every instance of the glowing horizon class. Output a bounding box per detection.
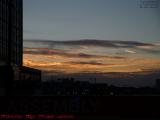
[23,40,160,75]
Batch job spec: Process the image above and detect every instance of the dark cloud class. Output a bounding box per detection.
[24,48,67,55]
[24,39,159,58]
[24,48,126,59]
[59,40,154,48]
[24,39,155,49]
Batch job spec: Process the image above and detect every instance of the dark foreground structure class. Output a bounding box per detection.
[13,66,41,95]
[0,0,41,95]
[41,78,160,96]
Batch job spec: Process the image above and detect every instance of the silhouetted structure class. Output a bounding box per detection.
[0,0,41,95]
[12,66,41,95]
[0,0,23,66]
[41,78,160,96]
[19,66,41,81]
[0,66,13,95]
[0,0,23,95]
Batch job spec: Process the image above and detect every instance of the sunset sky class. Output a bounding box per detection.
[23,0,160,86]
[23,40,160,74]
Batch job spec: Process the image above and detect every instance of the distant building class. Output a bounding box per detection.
[19,66,41,82]
[13,66,41,95]
[0,0,41,95]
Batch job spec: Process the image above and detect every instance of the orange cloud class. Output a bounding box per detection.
[23,51,160,74]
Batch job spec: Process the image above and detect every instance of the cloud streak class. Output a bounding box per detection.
[24,39,155,49]
[124,49,136,54]
[23,39,160,76]
[24,48,126,59]
[24,39,160,56]
[67,61,113,66]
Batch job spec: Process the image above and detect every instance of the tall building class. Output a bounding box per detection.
[0,0,23,95]
[0,0,23,66]
[0,0,41,95]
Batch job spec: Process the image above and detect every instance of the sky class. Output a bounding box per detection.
[24,0,160,42]
[23,0,160,86]
[24,40,160,74]
[23,39,160,86]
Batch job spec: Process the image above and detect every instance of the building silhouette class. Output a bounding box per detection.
[0,0,23,66]
[0,0,41,95]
